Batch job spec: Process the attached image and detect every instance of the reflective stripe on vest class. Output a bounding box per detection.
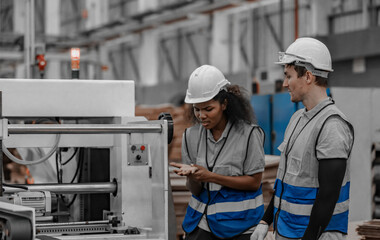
[274,179,350,215]
[273,180,350,238]
[274,195,349,216]
[182,122,265,238]
[273,207,349,238]
[182,186,264,238]
[188,193,264,216]
[274,103,353,239]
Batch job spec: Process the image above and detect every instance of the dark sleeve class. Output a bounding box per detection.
[261,194,274,225]
[301,158,346,240]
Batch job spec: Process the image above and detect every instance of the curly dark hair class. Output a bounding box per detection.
[186,84,257,125]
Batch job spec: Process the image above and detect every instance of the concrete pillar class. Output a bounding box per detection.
[45,0,61,79]
[310,0,331,36]
[138,0,159,13]
[45,0,60,36]
[15,64,25,78]
[231,11,250,74]
[210,12,229,72]
[99,45,113,81]
[85,0,108,30]
[13,0,26,78]
[86,49,98,79]
[362,0,369,28]
[139,30,159,86]
[13,0,26,34]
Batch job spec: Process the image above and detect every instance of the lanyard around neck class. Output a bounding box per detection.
[205,121,234,172]
[285,102,334,157]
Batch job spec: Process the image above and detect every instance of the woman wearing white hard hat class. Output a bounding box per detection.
[171,65,265,240]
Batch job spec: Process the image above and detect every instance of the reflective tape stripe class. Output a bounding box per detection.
[208,195,263,215]
[274,196,348,216]
[188,195,263,215]
[188,196,206,214]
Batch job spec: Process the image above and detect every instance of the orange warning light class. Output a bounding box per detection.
[71,48,80,70]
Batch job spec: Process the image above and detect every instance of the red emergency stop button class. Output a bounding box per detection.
[140,145,145,151]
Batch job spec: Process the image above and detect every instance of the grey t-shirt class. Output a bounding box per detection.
[182,120,266,234]
[275,98,353,240]
[316,116,353,160]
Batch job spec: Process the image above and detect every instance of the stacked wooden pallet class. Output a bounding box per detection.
[356,220,380,240]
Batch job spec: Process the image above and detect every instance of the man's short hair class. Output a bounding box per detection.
[289,63,328,87]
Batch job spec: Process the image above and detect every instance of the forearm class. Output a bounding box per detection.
[302,191,337,240]
[186,177,203,196]
[261,194,274,225]
[207,172,262,191]
[302,159,347,240]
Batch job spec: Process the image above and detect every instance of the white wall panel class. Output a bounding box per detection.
[332,87,373,221]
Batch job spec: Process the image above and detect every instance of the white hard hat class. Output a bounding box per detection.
[185,65,230,104]
[275,37,333,77]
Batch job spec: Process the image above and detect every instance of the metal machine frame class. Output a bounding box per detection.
[0,79,175,240]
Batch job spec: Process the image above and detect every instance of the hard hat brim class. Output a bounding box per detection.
[184,78,230,104]
[274,54,299,65]
[184,95,215,104]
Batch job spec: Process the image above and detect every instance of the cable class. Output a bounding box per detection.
[66,194,77,208]
[70,148,84,184]
[62,148,79,166]
[66,148,84,209]
[2,134,61,165]
[3,183,29,190]
[55,150,62,184]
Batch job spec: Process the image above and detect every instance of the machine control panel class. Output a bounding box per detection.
[128,144,149,166]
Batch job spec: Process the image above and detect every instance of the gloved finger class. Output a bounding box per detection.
[250,232,258,240]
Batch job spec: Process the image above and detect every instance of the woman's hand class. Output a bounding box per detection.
[170,162,198,176]
[189,164,213,182]
[171,163,262,191]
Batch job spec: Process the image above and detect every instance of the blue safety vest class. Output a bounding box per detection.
[182,122,264,238]
[183,186,264,238]
[274,101,354,239]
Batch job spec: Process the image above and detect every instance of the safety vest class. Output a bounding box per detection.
[182,123,264,238]
[274,102,354,239]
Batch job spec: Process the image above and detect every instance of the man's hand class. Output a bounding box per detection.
[170,162,198,176]
[250,222,268,240]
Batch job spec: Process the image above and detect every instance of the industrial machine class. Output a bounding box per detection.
[0,79,175,240]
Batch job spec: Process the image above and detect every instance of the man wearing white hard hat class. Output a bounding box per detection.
[251,38,354,240]
[171,65,266,239]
